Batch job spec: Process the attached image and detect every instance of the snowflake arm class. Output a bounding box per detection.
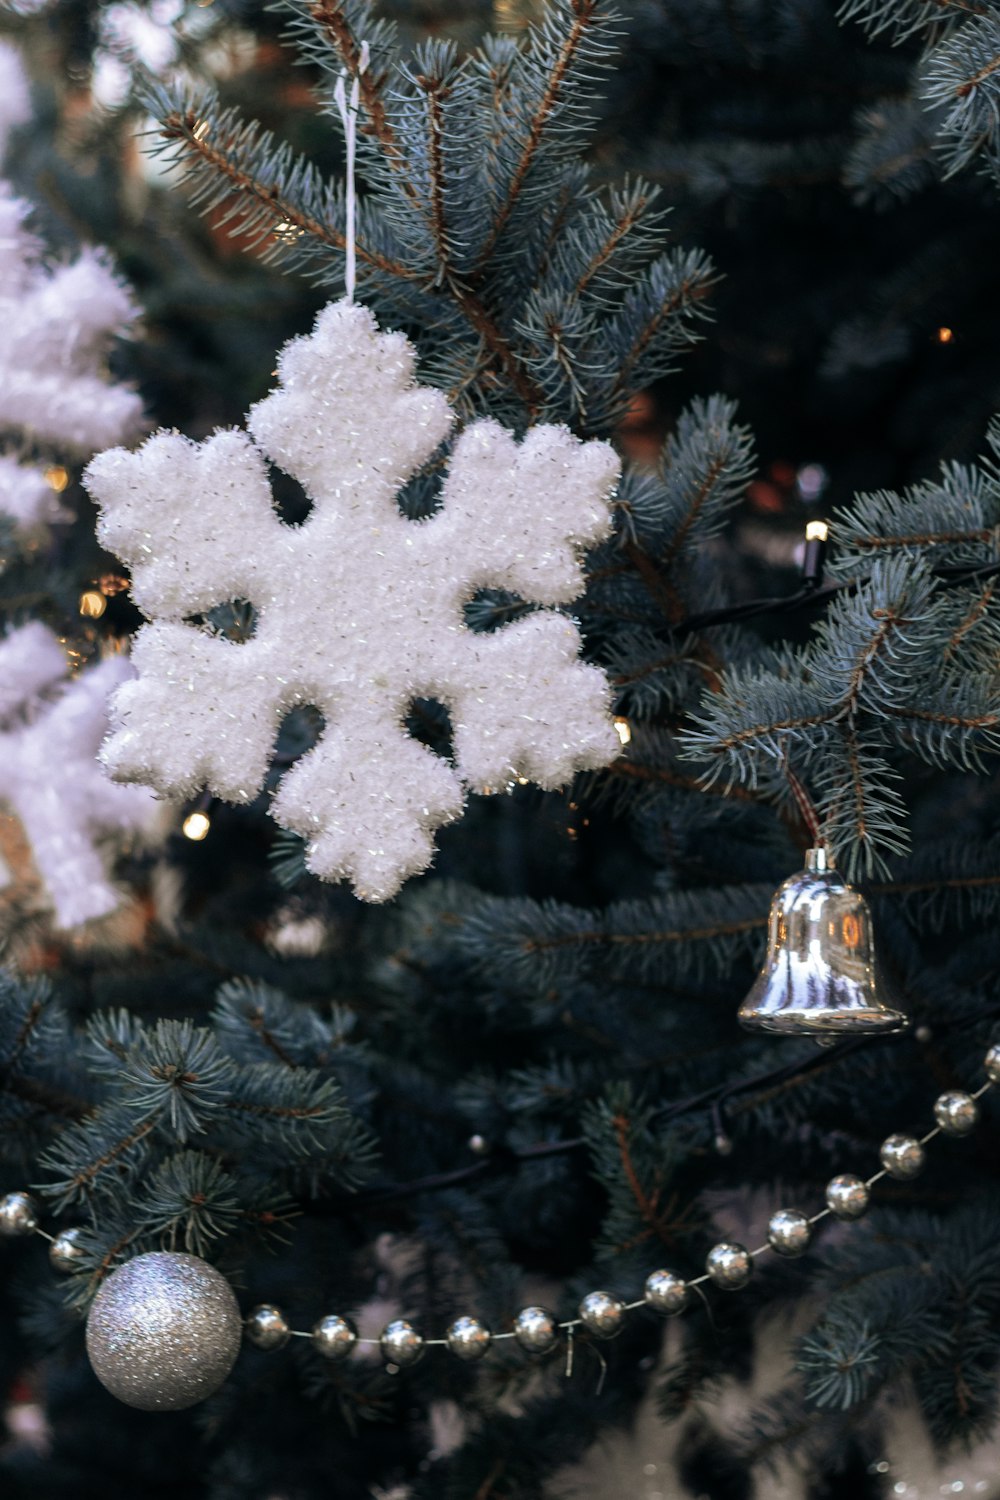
[101,625,290,804]
[425,419,620,605]
[87,429,282,619]
[447,614,617,788]
[271,699,465,901]
[247,299,454,507]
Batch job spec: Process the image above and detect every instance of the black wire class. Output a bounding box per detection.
[326,1001,1000,1211]
[665,558,1000,637]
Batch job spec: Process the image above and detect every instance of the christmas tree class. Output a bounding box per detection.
[0,2,999,1497]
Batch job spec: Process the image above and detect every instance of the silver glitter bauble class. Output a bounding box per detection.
[0,1191,39,1237]
[933,1091,978,1137]
[705,1242,753,1289]
[738,847,907,1035]
[85,1251,242,1411]
[244,1303,291,1351]
[984,1043,1000,1085]
[312,1314,357,1362]
[380,1319,424,1368]
[445,1316,492,1361]
[643,1270,688,1315]
[578,1290,626,1340]
[880,1133,925,1180]
[49,1226,86,1273]
[512,1305,559,1353]
[825,1174,869,1220]
[767,1208,812,1257]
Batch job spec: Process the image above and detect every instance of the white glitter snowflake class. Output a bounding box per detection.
[84,298,621,900]
[0,623,158,928]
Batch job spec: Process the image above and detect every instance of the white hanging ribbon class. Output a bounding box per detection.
[333,40,370,303]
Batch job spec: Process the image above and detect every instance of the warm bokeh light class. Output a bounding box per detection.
[182,811,211,841]
[78,590,107,618]
[613,716,632,746]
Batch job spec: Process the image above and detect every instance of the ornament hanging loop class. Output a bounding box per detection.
[782,753,824,851]
[333,40,370,303]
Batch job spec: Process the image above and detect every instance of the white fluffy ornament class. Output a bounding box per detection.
[0,623,158,929]
[85,297,621,900]
[0,42,141,535]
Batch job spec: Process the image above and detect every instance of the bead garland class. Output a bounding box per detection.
[1,1046,996,1391]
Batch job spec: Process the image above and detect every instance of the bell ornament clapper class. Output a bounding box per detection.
[738,846,908,1036]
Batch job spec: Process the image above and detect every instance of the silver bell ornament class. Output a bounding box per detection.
[85,1251,242,1411]
[738,847,908,1035]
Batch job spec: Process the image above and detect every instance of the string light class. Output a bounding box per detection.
[613,716,632,746]
[802,520,828,590]
[44,466,69,493]
[936,327,954,344]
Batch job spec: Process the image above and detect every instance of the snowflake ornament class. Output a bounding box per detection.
[85,299,621,900]
[0,623,158,928]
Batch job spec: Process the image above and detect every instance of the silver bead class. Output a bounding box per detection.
[512,1305,559,1353]
[85,1251,242,1410]
[825,1174,869,1220]
[643,1269,688,1315]
[984,1043,1000,1085]
[767,1208,812,1257]
[933,1091,978,1137]
[0,1191,39,1237]
[445,1316,491,1361]
[880,1133,925,1180]
[380,1318,424,1368]
[244,1303,291,1351]
[49,1226,86,1273]
[705,1242,753,1289]
[312,1314,357,1361]
[577,1290,626,1340]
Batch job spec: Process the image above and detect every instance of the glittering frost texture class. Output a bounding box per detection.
[85,297,621,900]
[85,1251,242,1411]
[0,42,141,534]
[0,623,158,928]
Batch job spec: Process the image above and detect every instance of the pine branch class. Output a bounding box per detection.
[474,0,609,268]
